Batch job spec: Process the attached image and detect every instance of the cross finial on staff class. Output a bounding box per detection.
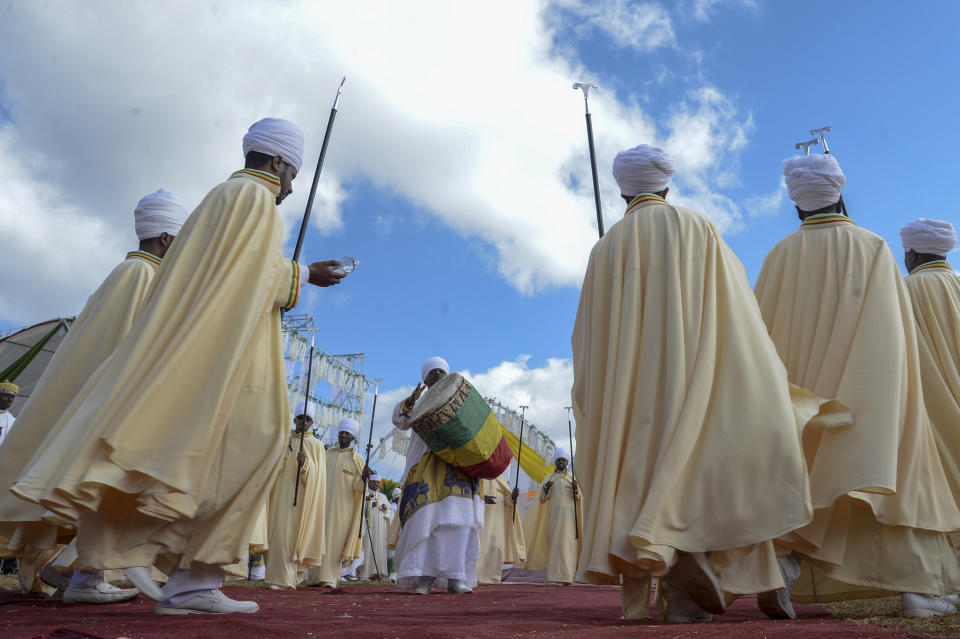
[794,138,819,155]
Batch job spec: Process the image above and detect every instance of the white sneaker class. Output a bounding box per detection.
[155,589,259,615]
[124,566,165,602]
[941,593,960,605]
[758,553,800,620]
[63,580,140,604]
[447,579,473,594]
[675,552,726,614]
[412,576,435,595]
[902,592,956,618]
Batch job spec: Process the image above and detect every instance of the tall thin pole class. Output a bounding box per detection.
[293,335,315,506]
[292,77,346,264]
[512,405,528,522]
[574,82,604,238]
[810,126,848,216]
[565,406,579,540]
[358,386,381,580]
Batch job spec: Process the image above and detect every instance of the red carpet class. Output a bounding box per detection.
[0,584,928,639]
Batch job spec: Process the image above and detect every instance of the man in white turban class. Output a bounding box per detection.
[10,119,349,615]
[264,401,326,589]
[359,474,391,580]
[0,188,187,603]
[521,447,580,585]
[754,159,960,618]
[309,418,368,587]
[900,220,960,604]
[387,486,401,581]
[574,144,850,622]
[392,357,484,595]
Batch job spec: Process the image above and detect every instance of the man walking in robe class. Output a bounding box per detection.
[10,118,347,615]
[392,357,484,595]
[309,418,367,587]
[476,475,524,585]
[754,155,960,618]
[358,475,391,580]
[522,448,579,585]
[901,219,960,524]
[388,487,400,581]
[0,189,187,602]
[264,402,326,589]
[572,144,847,622]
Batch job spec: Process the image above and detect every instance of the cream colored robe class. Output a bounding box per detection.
[265,432,326,588]
[309,447,364,584]
[572,196,845,596]
[476,476,526,584]
[522,470,581,584]
[359,489,391,580]
[10,170,302,570]
[905,263,960,506]
[755,215,960,600]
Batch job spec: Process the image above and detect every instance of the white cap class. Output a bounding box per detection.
[783,154,846,212]
[338,417,360,437]
[612,144,675,196]
[134,189,188,240]
[901,218,957,255]
[421,357,450,382]
[242,117,305,173]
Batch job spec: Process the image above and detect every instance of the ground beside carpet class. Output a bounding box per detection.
[0,584,946,639]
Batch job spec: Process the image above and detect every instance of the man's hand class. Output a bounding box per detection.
[380,503,388,512]
[361,466,373,481]
[543,481,553,494]
[483,495,497,505]
[572,480,579,498]
[511,487,520,504]
[297,451,306,466]
[405,382,426,408]
[308,260,345,287]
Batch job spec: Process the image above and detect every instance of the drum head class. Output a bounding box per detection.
[408,373,468,429]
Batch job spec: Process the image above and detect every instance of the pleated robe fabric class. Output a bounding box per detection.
[10,170,300,570]
[475,476,526,584]
[359,489,392,580]
[755,216,960,600]
[572,196,844,594]
[308,447,364,584]
[0,253,159,554]
[264,432,326,588]
[905,265,960,508]
[522,470,581,584]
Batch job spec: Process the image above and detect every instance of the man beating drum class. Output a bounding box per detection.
[391,357,486,595]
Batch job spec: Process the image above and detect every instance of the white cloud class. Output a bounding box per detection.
[0,0,769,323]
[690,0,758,22]
[552,0,676,52]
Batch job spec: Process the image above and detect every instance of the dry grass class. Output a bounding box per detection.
[824,596,960,637]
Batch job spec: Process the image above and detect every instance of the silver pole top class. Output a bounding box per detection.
[794,138,819,155]
[810,126,832,154]
[573,81,598,114]
[332,76,347,110]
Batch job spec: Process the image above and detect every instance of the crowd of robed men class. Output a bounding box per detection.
[0,116,958,624]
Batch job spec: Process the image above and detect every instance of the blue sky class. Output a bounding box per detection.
[1,0,958,477]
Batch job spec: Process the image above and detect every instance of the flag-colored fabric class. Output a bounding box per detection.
[572,195,849,596]
[10,170,301,570]
[500,426,553,484]
[755,214,960,600]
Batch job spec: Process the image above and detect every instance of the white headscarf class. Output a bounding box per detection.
[134,189,188,240]
[900,218,957,255]
[338,417,360,438]
[392,487,402,499]
[293,401,316,420]
[553,446,571,463]
[782,154,846,212]
[421,357,450,382]
[612,144,675,196]
[370,474,381,483]
[242,118,305,173]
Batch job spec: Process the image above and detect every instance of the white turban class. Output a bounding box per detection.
[242,117,305,173]
[783,154,846,212]
[553,446,571,463]
[421,357,450,382]
[612,144,675,196]
[293,401,316,420]
[134,189,188,241]
[392,487,402,499]
[900,218,957,255]
[370,474,381,482]
[338,417,360,437]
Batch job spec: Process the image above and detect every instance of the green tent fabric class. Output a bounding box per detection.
[0,318,74,413]
[0,321,63,382]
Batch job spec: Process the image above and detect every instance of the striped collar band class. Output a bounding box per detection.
[626,193,667,214]
[910,260,952,275]
[231,169,281,193]
[801,213,855,227]
[126,250,161,266]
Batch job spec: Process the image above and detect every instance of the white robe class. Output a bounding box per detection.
[0,411,15,448]
[359,489,391,579]
[392,391,484,588]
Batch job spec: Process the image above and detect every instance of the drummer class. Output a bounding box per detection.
[391,357,484,595]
